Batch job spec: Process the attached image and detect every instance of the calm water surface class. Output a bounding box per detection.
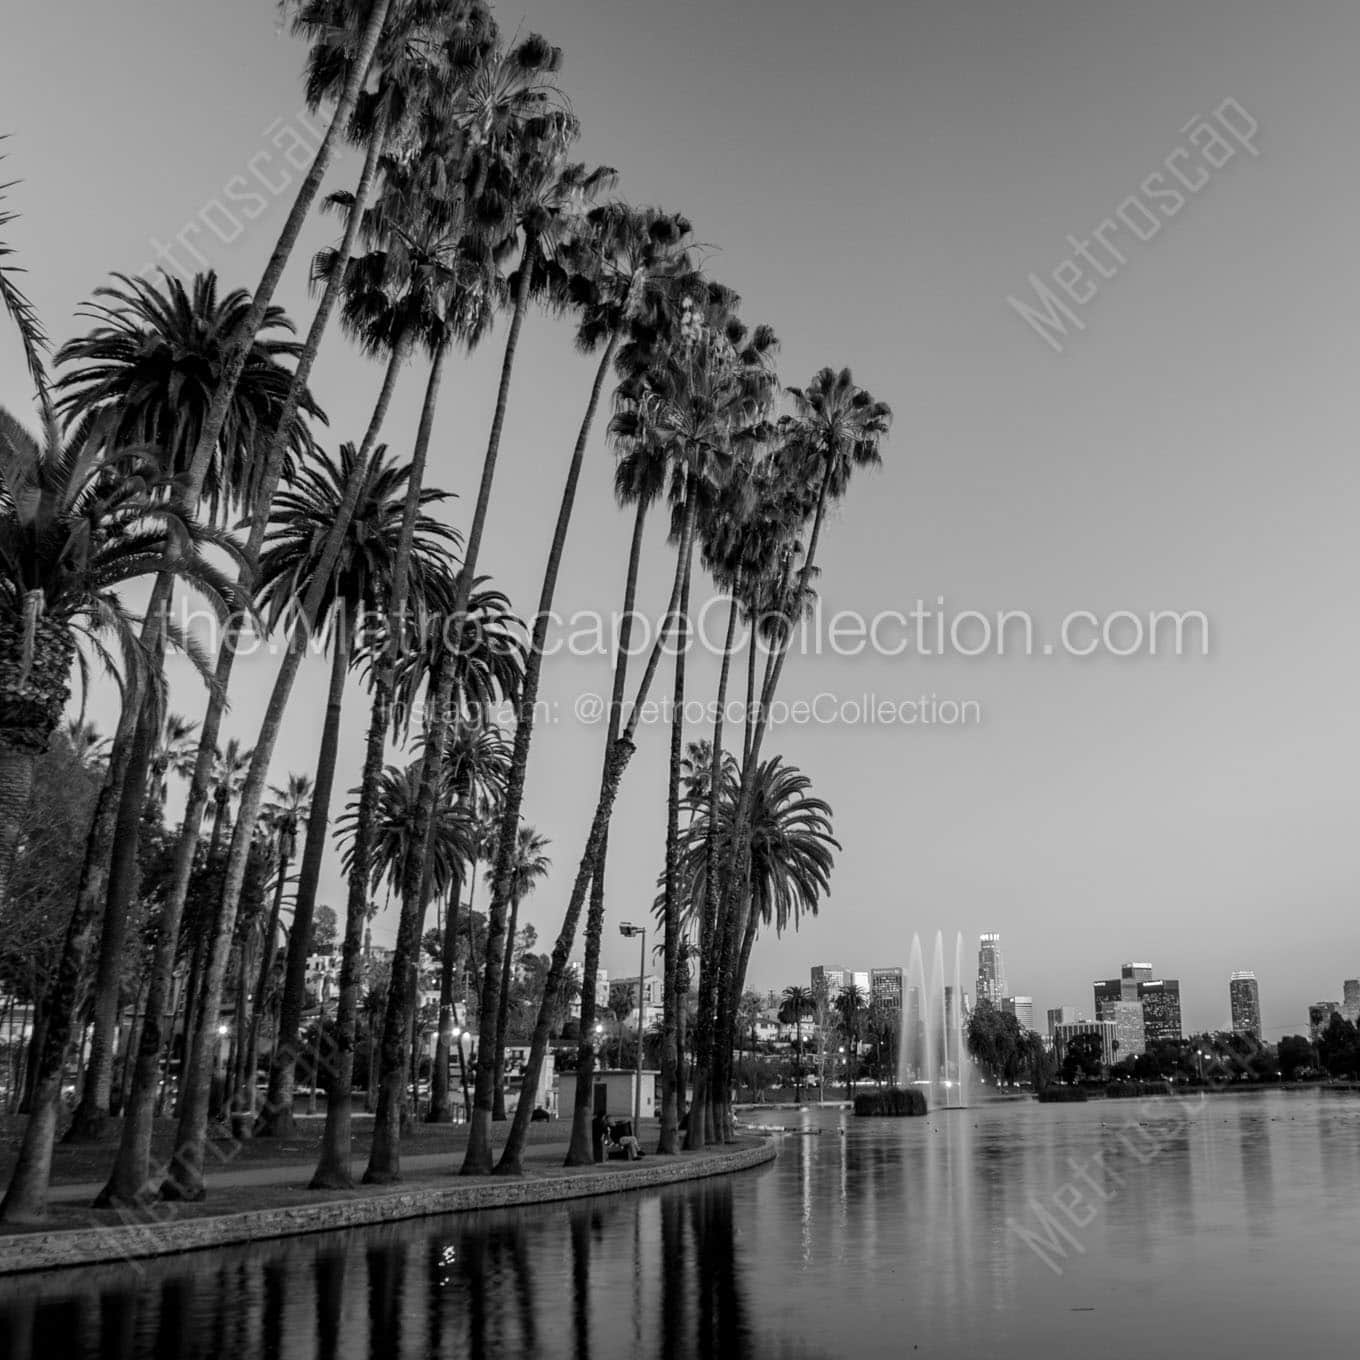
[1,1090,1356,1359]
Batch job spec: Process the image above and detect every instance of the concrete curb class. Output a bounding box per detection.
[0,1137,777,1276]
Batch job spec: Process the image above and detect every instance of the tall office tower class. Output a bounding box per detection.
[1137,978,1183,1043]
[1229,971,1262,1037]
[870,967,904,1015]
[1047,1004,1084,1037]
[1342,979,1360,1024]
[1000,996,1035,1032]
[1092,977,1121,1018]
[1308,1001,1341,1042]
[851,970,871,996]
[976,933,1007,1006]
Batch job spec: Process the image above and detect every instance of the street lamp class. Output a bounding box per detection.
[619,922,646,1132]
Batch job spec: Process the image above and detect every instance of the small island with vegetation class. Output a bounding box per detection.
[853,1088,928,1117]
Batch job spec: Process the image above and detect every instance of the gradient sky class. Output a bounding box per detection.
[3,0,1358,1037]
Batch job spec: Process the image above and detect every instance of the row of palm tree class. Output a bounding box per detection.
[0,0,890,1220]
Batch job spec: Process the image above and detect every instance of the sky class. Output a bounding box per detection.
[2,0,1358,1038]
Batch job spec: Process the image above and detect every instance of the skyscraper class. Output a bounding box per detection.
[1229,971,1261,1037]
[1342,979,1360,1025]
[1000,996,1034,1031]
[1138,979,1182,1043]
[976,933,1006,1006]
[811,965,851,1001]
[1047,1004,1084,1037]
[870,967,904,1015]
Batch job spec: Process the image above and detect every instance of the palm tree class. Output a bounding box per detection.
[469,201,695,1160]
[0,166,53,419]
[0,413,241,1223]
[147,714,200,808]
[677,753,838,1132]
[834,982,867,1102]
[492,300,773,1176]
[176,0,398,499]
[490,824,550,1120]
[54,270,320,1142]
[62,718,109,770]
[236,774,312,1117]
[254,441,458,1137]
[779,984,813,1104]
[315,581,519,1186]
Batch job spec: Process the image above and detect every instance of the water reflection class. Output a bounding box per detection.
[2,1093,1358,1358]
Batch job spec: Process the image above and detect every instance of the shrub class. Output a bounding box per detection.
[1037,1086,1088,1103]
[853,1087,928,1117]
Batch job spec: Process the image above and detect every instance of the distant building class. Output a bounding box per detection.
[1229,971,1261,1037]
[1046,1005,1084,1037]
[608,974,663,1012]
[870,967,904,1015]
[1309,1001,1341,1042]
[1053,1020,1117,1069]
[1138,979,1182,1043]
[812,966,868,1002]
[1342,979,1360,1025]
[1000,996,1034,1032]
[976,933,1007,1006]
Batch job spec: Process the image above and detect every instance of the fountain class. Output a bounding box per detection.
[896,931,972,1107]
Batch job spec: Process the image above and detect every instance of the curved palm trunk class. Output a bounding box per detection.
[659,532,697,1155]
[311,677,389,1187]
[407,244,537,1179]
[98,137,391,1206]
[566,494,648,1166]
[684,593,739,1151]
[158,443,378,1203]
[0,695,133,1222]
[427,873,465,1124]
[179,0,394,497]
[258,628,352,1136]
[242,848,289,1118]
[491,893,521,1122]
[493,498,698,1176]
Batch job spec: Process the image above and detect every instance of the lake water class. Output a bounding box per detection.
[1,1089,1356,1358]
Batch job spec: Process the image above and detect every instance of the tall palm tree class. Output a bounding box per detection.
[469,201,694,1160]
[253,441,458,1137]
[779,984,813,1104]
[492,300,773,1175]
[490,824,550,1120]
[235,773,312,1116]
[176,0,398,498]
[834,982,867,1102]
[0,413,240,1223]
[315,579,520,1187]
[147,714,200,808]
[54,270,320,1142]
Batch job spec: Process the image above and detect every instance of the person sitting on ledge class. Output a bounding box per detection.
[608,1118,643,1160]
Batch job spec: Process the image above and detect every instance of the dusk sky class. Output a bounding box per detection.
[2,0,1357,1037]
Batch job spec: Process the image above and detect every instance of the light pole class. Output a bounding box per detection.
[620,922,645,1131]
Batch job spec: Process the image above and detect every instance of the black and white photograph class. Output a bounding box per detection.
[0,2,1355,1356]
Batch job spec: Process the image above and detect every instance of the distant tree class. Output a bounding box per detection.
[308,904,338,956]
[1317,1014,1360,1079]
[1277,1034,1314,1080]
[967,999,1026,1085]
[1060,1032,1106,1084]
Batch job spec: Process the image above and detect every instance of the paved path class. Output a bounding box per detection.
[44,1141,574,1205]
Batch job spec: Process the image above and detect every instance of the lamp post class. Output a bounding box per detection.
[620,923,646,1131]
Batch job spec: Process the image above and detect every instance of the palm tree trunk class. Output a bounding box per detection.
[684,592,739,1151]
[311,673,389,1187]
[565,493,648,1167]
[491,894,521,1121]
[99,141,391,1205]
[243,849,289,1120]
[156,442,377,1203]
[492,497,698,1176]
[179,0,394,498]
[0,696,134,1221]
[406,243,538,1177]
[659,530,697,1155]
[259,627,352,1136]
[427,874,463,1124]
